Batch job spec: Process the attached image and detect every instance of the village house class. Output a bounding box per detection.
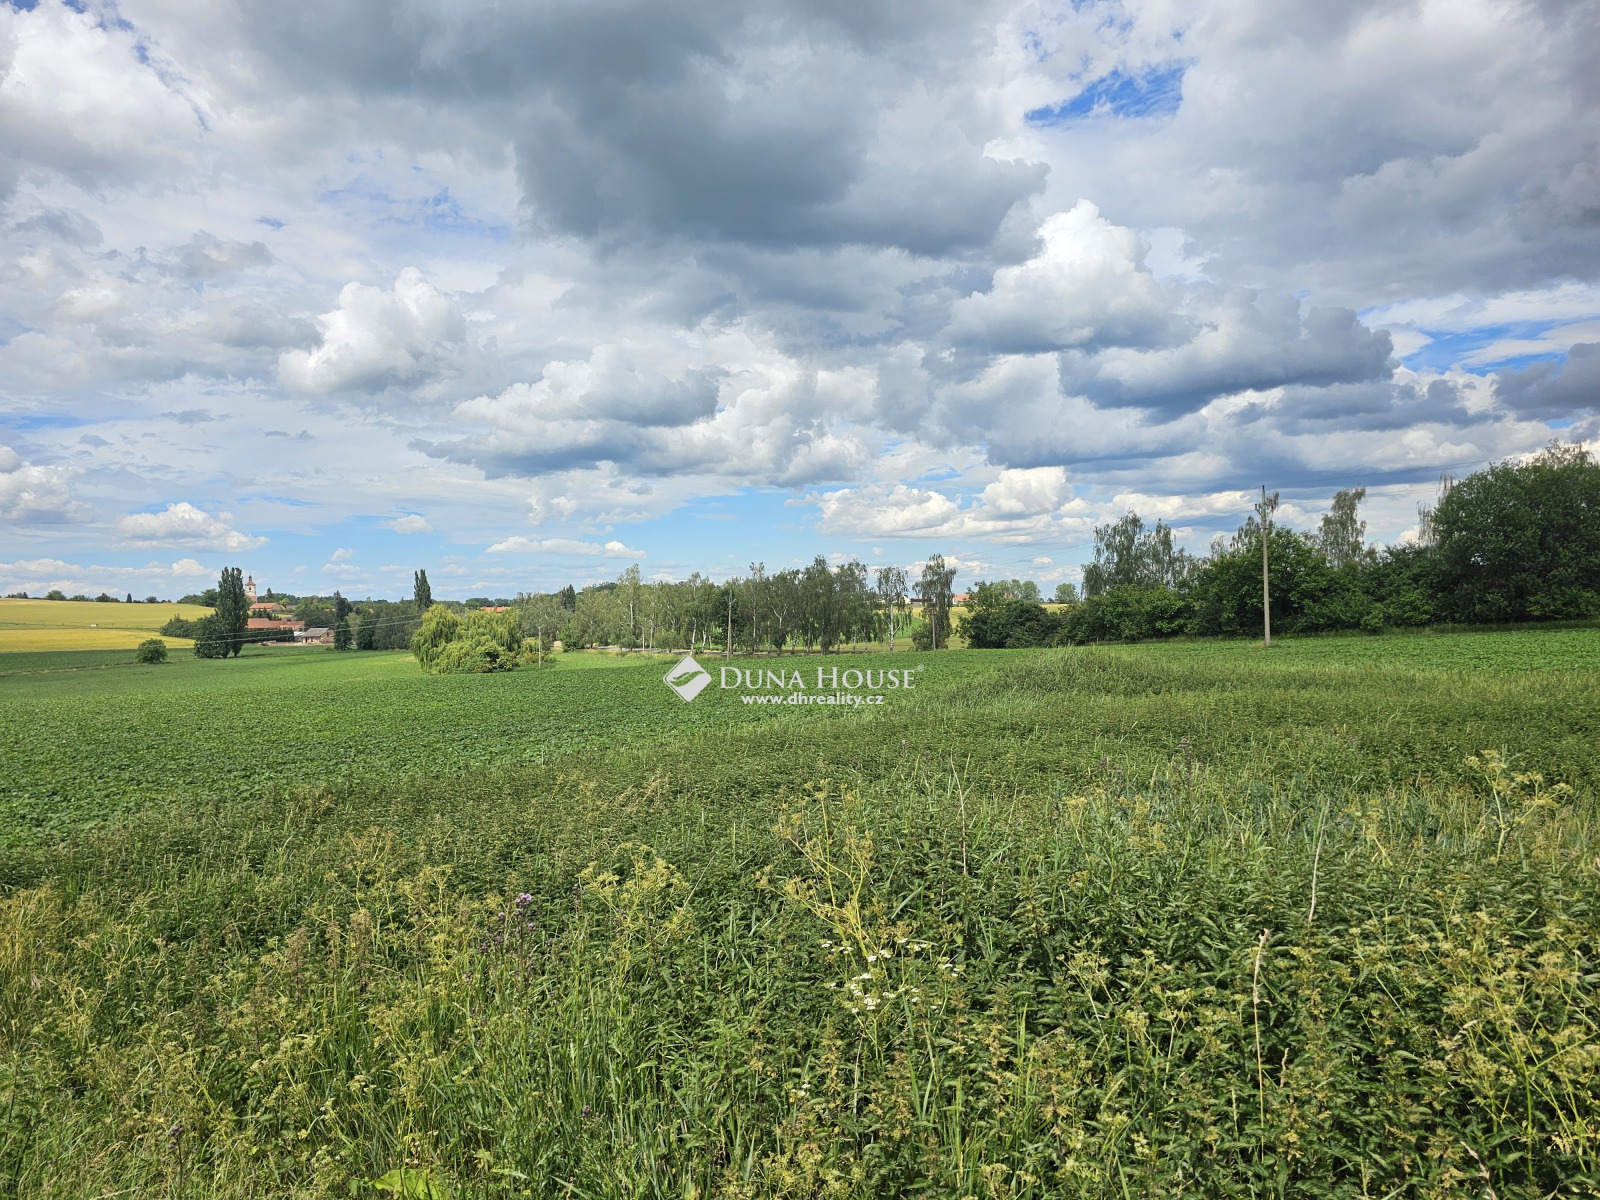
[247,616,304,636]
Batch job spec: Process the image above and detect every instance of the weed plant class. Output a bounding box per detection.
[1,636,1598,1196]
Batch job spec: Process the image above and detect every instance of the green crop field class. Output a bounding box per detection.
[0,646,980,841]
[2,631,1599,1197]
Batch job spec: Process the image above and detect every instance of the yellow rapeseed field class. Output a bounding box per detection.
[0,598,209,652]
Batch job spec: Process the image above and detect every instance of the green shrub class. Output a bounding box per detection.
[133,638,167,664]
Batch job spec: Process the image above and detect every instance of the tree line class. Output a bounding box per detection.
[7,590,166,602]
[408,556,965,672]
[964,443,1600,647]
[169,443,1597,665]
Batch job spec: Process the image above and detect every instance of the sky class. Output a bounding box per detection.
[2,0,1597,601]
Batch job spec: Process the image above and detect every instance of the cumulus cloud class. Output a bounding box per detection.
[279,268,469,394]
[456,346,720,429]
[929,201,1399,438]
[388,514,432,534]
[947,200,1176,353]
[810,467,1090,542]
[0,444,92,523]
[116,503,266,552]
[423,341,874,485]
[0,2,206,200]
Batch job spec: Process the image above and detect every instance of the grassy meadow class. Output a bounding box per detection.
[2,631,1599,1196]
[0,597,207,653]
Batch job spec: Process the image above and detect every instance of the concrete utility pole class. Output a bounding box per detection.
[1259,484,1272,647]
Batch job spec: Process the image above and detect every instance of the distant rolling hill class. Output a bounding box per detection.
[0,598,211,652]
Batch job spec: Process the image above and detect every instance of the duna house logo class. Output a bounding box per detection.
[664,654,713,702]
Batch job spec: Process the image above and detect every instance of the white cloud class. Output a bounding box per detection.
[116,503,266,552]
[0,556,214,596]
[0,2,205,198]
[486,536,644,558]
[947,200,1175,353]
[428,338,876,487]
[387,514,432,534]
[810,467,1086,543]
[0,444,91,523]
[279,268,469,394]
[329,547,354,562]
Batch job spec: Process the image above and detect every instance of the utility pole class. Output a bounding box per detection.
[725,586,733,661]
[1259,484,1272,647]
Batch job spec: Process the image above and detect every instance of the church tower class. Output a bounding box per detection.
[245,574,258,608]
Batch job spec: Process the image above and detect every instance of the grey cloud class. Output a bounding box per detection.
[212,1,1040,256]
[162,409,225,426]
[11,206,103,247]
[413,428,655,478]
[1058,292,1393,414]
[1256,378,1482,434]
[1494,343,1600,419]
[416,422,865,488]
[171,232,274,282]
[505,20,1042,254]
[203,301,318,352]
[587,369,721,427]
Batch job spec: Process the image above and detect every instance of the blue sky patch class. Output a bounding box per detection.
[1396,323,1574,375]
[0,413,96,431]
[1027,63,1188,124]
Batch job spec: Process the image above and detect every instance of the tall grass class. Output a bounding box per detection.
[2,644,1598,1197]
